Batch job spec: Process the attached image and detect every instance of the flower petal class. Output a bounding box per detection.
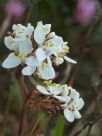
[45,36,63,54]
[26,23,34,37]
[64,109,75,122]
[47,32,56,39]
[36,85,50,95]
[48,86,61,95]
[64,56,77,64]
[2,53,21,68]
[22,66,36,75]
[76,98,84,110]
[34,22,45,45]
[54,96,71,102]
[36,48,46,62]
[4,36,18,51]
[25,56,39,67]
[73,110,81,119]
[18,38,33,54]
[12,24,26,37]
[68,87,80,99]
[43,24,51,35]
[37,57,55,80]
[55,57,64,65]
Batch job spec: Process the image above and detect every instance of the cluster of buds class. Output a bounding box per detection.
[2,21,84,122]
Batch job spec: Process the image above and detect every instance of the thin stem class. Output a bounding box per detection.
[18,75,28,136]
[26,115,42,136]
[18,100,27,136]
[86,124,92,136]
[0,15,11,45]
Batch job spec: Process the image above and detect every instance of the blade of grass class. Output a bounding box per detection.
[51,116,65,136]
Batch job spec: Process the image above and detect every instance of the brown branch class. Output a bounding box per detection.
[26,116,42,136]
[18,75,28,136]
[18,100,28,136]
[0,15,11,45]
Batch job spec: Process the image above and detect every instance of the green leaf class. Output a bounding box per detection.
[51,115,65,136]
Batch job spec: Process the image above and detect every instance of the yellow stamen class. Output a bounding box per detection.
[43,80,52,85]
[41,63,48,70]
[57,52,61,57]
[52,83,60,87]
[18,53,27,61]
[45,40,53,48]
[63,46,69,53]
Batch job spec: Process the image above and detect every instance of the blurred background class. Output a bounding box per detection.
[0,0,102,136]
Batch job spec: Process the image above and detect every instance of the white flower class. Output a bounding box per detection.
[36,36,63,63]
[34,21,63,63]
[13,23,34,38]
[63,97,84,122]
[62,87,84,122]
[54,42,77,65]
[2,37,33,68]
[34,21,51,45]
[36,57,55,80]
[37,83,71,102]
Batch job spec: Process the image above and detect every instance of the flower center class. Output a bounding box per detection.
[18,53,27,61]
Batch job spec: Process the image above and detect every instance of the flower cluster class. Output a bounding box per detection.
[2,21,76,80]
[2,21,84,122]
[37,82,84,122]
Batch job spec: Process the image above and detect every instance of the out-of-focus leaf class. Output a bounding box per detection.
[50,116,65,136]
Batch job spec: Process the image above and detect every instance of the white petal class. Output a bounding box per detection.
[64,109,74,122]
[4,36,18,51]
[26,23,34,37]
[37,58,55,80]
[13,24,27,37]
[54,96,71,102]
[73,110,81,119]
[12,24,17,30]
[43,24,51,35]
[53,36,63,48]
[46,36,63,53]
[64,56,77,64]
[48,86,61,95]
[34,22,45,45]
[36,85,50,95]
[18,38,33,54]
[2,53,21,68]
[22,66,36,75]
[25,56,39,66]
[47,32,56,39]
[61,85,69,96]
[76,98,84,110]
[69,88,80,99]
[36,48,46,62]
[55,57,64,65]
